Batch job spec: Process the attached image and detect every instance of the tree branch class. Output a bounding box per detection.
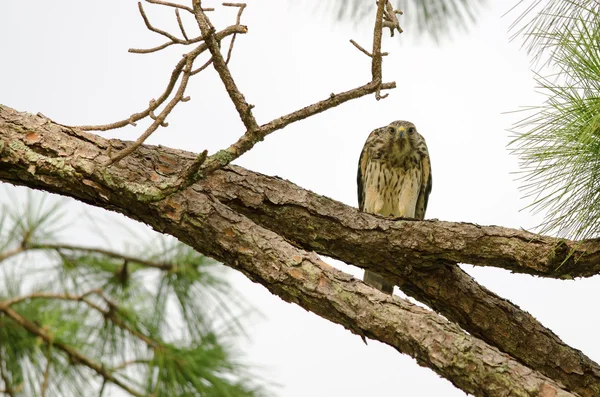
[77,24,247,132]
[184,0,396,185]
[201,166,600,397]
[203,166,600,279]
[1,290,160,350]
[21,242,175,271]
[1,106,598,396]
[192,1,259,133]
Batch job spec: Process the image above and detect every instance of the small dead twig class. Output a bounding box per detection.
[191,57,213,75]
[78,24,247,132]
[371,0,387,100]
[128,1,207,54]
[106,57,194,165]
[350,39,389,58]
[153,0,396,198]
[193,1,258,132]
[146,0,194,13]
[383,1,403,36]
[138,2,182,44]
[175,9,189,40]
[223,3,247,64]
[74,1,248,166]
[350,39,373,57]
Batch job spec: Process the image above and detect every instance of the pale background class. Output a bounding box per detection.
[2,0,599,396]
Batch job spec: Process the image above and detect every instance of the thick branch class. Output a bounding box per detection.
[0,106,598,396]
[201,166,600,397]
[205,167,598,278]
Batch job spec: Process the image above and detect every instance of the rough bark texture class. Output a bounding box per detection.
[202,166,600,397]
[1,105,598,396]
[204,169,600,278]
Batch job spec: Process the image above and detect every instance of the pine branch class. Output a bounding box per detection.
[23,243,175,271]
[0,304,147,397]
[0,179,265,397]
[509,1,600,239]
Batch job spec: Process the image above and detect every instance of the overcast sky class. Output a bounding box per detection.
[3,0,600,396]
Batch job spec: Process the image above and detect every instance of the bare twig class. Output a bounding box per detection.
[146,0,194,13]
[145,0,214,13]
[350,39,373,57]
[382,1,403,36]
[129,40,178,54]
[79,24,246,131]
[190,58,213,75]
[138,2,183,44]
[193,1,259,132]
[223,3,247,64]
[350,39,389,58]
[106,57,194,164]
[175,9,189,41]
[199,80,395,177]
[372,0,388,100]
[79,1,394,196]
[156,0,397,197]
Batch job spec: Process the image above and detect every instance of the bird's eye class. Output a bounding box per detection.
[388,126,395,133]
[408,127,416,134]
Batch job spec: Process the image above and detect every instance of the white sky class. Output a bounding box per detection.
[2,0,600,396]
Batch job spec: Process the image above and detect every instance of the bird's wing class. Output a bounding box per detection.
[358,126,386,211]
[415,154,432,220]
[357,144,369,211]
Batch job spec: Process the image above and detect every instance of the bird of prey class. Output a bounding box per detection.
[357,120,432,294]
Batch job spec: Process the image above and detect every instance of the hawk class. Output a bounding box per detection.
[357,120,432,294]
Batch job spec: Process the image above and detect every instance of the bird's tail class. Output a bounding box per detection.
[363,270,394,295]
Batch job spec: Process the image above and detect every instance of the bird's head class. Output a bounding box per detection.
[386,120,418,155]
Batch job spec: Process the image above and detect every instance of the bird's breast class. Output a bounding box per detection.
[363,160,421,218]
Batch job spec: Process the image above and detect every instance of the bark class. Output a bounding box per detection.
[203,165,600,397]
[0,105,597,396]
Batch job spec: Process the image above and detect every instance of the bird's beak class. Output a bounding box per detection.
[397,127,405,138]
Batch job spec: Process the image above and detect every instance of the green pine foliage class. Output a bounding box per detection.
[0,188,270,397]
[509,0,600,239]
[320,0,487,41]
